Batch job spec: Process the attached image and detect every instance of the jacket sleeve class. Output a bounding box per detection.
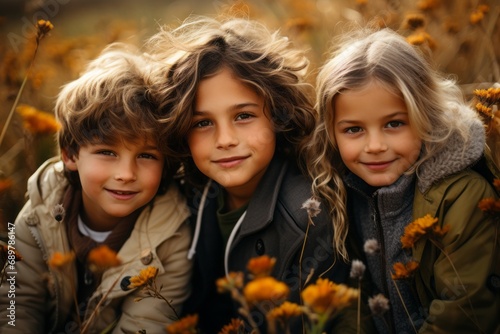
[0,201,52,333]
[418,174,500,334]
[111,221,193,333]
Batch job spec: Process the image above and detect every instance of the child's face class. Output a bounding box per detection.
[63,140,164,230]
[333,80,422,187]
[188,67,275,209]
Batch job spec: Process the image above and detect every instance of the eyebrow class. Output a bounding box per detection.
[194,102,261,115]
[336,111,409,125]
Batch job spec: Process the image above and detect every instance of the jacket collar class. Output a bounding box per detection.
[237,154,288,237]
[417,105,485,193]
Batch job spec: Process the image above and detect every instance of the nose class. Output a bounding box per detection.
[114,159,137,182]
[215,124,239,149]
[364,132,388,153]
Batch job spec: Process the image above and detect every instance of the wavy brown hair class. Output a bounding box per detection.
[147,15,316,188]
[55,43,177,193]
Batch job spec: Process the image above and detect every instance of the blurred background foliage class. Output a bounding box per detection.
[0,0,499,231]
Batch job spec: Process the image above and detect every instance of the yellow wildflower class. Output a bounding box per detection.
[301,278,358,315]
[218,318,244,334]
[36,19,54,42]
[400,214,450,249]
[216,271,244,293]
[267,301,302,320]
[243,276,289,305]
[48,251,75,268]
[16,104,60,135]
[406,31,436,50]
[128,266,158,289]
[87,245,121,272]
[392,261,419,280]
[166,314,198,334]
[247,255,276,278]
[417,0,439,11]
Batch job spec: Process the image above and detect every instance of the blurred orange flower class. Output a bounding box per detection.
[48,251,75,268]
[406,31,436,50]
[218,318,244,334]
[247,255,276,278]
[392,261,419,280]
[166,314,198,334]
[128,265,158,289]
[400,214,450,249]
[36,19,54,41]
[267,301,303,320]
[216,271,244,293]
[243,276,289,305]
[478,197,500,216]
[0,178,13,193]
[301,278,358,315]
[87,245,121,272]
[16,104,60,135]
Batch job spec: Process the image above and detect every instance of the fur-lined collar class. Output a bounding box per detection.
[417,105,485,193]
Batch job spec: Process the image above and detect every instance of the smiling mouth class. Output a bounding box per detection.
[362,161,393,170]
[213,156,248,168]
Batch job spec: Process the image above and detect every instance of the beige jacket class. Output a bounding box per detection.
[0,158,192,333]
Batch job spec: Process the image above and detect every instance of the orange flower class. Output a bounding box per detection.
[406,31,436,50]
[301,278,358,315]
[128,266,158,289]
[216,271,244,293]
[48,251,75,268]
[493,179,500,192]
[16,104,60,135]
[166,314,198,334]
[478,198,500,215]
[400,214,450,249]
[36,19,54,40]
[87,245,121,272]
[0,178,13,193]
[391,261,420,280]
[267,301,302,320]
[417,0,439,11]
[247,255,276,278]
[243,276,289,305]
[218,318,244,334]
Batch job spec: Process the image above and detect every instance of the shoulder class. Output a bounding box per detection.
[26,157,67,207]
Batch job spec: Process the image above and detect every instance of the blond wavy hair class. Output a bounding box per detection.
[146,15,316,187]
[308,28,476,260]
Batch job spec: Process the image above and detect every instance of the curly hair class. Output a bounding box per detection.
[55,43,177,192]
[146,15,316,188]
[308,27,478,260]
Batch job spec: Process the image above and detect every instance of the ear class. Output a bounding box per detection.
[61,149,78,171]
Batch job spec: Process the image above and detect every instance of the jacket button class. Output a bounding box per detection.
[255,239,265,255]
[120,276,131,291]
[140,250,153,265]
[25,213,39,226]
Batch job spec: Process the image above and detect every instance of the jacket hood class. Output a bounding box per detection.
[417,105,485,193]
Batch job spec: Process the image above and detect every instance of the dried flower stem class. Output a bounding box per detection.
[428,239,482,331]
[356,279,361,334]
[391,279,418,333]
[145,279,180,320]
[80,265,128,334]
[0,27,45,148]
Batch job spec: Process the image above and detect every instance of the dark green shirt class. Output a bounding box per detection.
[216,190,248,246]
